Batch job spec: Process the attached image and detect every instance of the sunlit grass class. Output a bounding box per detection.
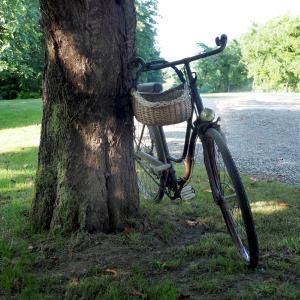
[0,125,41,154]
[0,147,38,197]
[251,200,290,215]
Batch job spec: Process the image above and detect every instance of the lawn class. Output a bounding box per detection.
[0,99,299,299]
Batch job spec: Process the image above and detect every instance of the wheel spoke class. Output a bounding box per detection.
[136,159,161,186]
[220,201,250,262]
[134,120,167,202]
[223,194,237,201]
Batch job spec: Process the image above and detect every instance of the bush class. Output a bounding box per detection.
[17,91,41,99]
[0,73,20,100]
[0,71,42,100]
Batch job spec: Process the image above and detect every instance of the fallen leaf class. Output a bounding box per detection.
[69,277,80,286]
[122,226,135,234]
[131,290,147,299]
[250,176,259,185]
[178,219,205,228]
[105,268,118,277]
[204,188,212,193]
[50,256,59,263]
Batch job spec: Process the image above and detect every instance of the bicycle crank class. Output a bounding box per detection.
[180,185,196,200]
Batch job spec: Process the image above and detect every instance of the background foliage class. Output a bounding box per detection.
[0,1,299,98]
[136,0,160,63]
[195,40,251,93]
[0,0,42,99]
[135,0,162,82]
[240,15,300,92]
[0,0,162,99]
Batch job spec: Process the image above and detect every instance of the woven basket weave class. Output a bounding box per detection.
[132,84,192,126]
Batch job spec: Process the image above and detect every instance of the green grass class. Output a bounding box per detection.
[0,98,300,299]
[0,99,42,130]
[65,272,179,300]
[0,99,41,154]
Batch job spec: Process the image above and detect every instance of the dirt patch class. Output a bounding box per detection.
[28,212,209,295]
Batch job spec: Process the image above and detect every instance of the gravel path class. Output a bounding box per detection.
[163,92,300,186]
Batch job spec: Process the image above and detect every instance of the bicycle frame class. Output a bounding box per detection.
[138,34,228,198]
[134,35,259,267]
[157,75,216,196]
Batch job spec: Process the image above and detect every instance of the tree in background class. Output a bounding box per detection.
[136,0,162,82]
[195,40,251,93]
[0,0,161,99]
[3,3,298,96]
[136,0,159,61]
[240,15,300,92]
[0,0,43,99]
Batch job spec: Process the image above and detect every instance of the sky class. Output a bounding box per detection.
[157,0,300,60]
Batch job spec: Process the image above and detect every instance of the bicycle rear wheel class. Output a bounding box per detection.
[134,120,168,202]
[202,127,259,268]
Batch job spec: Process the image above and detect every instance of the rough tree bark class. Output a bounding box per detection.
[32,0,139,233]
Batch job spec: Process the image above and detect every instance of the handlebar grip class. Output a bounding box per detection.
[215,34,228,47]
[129,57,145,68]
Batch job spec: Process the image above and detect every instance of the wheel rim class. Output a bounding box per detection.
[208,138,251,263]
[219,200,250,263]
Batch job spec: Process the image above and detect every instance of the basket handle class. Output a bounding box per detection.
[129,57,186,85]
[144,59,186,84]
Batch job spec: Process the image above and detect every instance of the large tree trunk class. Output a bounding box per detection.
[32,0,139,233]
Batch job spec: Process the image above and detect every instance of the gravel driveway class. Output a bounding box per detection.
[163,92,300,185]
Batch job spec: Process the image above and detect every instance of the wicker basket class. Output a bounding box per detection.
[132,84,192,126]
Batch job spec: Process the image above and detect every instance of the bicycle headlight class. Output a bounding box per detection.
[200,107,215,122]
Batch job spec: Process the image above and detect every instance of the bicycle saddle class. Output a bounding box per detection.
[137,82,163,94]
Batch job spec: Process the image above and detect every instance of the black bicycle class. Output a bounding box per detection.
[132,34,259,268]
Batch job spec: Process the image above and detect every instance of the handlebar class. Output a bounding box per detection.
[141,34,227,72]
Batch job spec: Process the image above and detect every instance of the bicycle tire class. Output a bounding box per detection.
[201,127,259,268]
[134,119,168,202]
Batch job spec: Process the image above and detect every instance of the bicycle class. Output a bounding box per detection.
[131,34,259,268]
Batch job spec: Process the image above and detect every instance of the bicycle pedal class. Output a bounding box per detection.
[180,185,196,200]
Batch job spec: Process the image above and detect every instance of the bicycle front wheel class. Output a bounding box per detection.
[134,120,168,202]
[202,127,259,268]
